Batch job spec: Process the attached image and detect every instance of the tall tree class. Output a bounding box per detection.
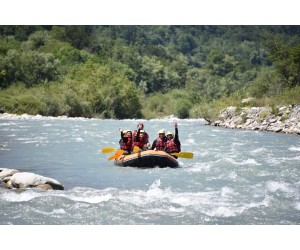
[265,33,300,87]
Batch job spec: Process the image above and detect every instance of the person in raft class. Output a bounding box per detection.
[133,122,150,151]
[119,128,133,154]
[165,122,181,158]
[150,129,167,151]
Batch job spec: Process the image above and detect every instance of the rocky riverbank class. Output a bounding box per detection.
[210,105,300,135]
[1,108,300,135]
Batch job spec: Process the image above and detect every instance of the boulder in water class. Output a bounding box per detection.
[0,168,19,180]
[0,169,64,190]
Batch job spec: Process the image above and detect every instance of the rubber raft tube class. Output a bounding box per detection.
[114,150,179,168]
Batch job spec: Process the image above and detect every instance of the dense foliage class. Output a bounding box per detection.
[0,25,300,119]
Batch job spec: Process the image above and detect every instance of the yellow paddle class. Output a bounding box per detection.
[172,152,193,159]
[108,150,124,160]
[133,146,140,153]
[103,146,140,154]
[102,147,118,154]
[106,146,141,160]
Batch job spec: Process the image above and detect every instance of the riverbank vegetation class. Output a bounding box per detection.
[1,26,300,119]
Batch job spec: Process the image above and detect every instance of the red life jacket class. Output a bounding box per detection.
[133,131,149,149]
[166,139,181,153]
[121,135,132,151]
[144,132,149,142]
[155,137,167,151]
[132,131,137,138]
[133,134,145,149]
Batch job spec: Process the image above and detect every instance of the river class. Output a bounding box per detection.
[0,117,299,225]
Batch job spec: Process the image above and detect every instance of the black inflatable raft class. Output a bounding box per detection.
[114,150,179,168]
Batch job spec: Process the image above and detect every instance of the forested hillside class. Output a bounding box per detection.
[1,25,300,119]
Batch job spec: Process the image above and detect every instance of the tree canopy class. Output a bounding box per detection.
[1,25,300,119]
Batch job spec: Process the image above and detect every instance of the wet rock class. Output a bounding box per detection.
[0,169,64,190]
[8,172,64,190]
[0,168,19,180]
[37,184,54,190]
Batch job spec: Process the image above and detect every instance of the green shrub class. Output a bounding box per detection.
[17,95,45,114]
[175,99,191,119]
[0,95,18,113]
[0,50,60,87]
[21,30,51,50]
[273,85,300,105]
[248,68,283,98]
[142,93,173,118]
[53,45,88,65]
[0,36,21,55]
[190,103,219,122]
[64,92,93,118]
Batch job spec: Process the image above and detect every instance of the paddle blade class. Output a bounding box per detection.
[133,146,140,153]
[102,147,116,154]
[108,150,124,160]
[172,152,193,159]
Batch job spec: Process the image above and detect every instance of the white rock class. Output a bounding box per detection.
[0,168,19,180]
[9,172,64,190]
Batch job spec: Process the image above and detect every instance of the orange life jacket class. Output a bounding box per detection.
[166,139,181,153]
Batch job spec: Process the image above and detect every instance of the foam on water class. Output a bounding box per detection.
[0,143,10,151]
[225,157,262,166]
[289,146,300,151]
[62,188,114,203]
[205,205,244,217]
[74,137,84,142]
[0,177,297,224]
[266,157,282,166]
[42,123,53,127]
[245,195,272,209]
[185,162,211,172]
[31,208,67,216]
[0,179,253,218]
[250,147,268,154]
[1,189,45,202]
[220,187,236,197]
[182,138,196,146]
[292,155,300,160]
[266,181,294,193]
